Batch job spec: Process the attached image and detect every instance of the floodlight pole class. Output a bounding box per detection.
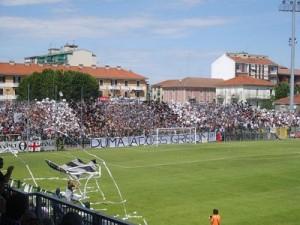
[279,0,300,112]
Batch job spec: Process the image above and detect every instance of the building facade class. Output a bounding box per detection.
[25,44,97,67]
[151,80,178,102]
[152,77,223,104]
[211,52,278,84]
[216,76,274,106]
[274,94,300,112]
[277,66,300,86]
[0,62,148,101]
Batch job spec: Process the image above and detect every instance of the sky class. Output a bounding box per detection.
[0,0,299,84]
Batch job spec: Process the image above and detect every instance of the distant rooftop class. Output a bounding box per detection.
[226,52,277,65]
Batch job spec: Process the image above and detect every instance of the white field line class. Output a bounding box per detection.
[107,152,300,169]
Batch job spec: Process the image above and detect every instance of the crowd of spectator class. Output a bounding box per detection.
[0,99,299,140]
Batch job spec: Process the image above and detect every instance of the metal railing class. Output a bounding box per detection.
[6,186,134,225]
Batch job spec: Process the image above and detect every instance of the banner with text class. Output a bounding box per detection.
[0,140,56,154]
[91,132,216,149]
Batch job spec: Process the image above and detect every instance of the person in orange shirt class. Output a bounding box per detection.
[209,209,221,225]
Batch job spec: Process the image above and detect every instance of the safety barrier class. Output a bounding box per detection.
[6,186,134,225]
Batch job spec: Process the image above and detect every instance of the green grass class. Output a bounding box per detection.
[2,139,300,225]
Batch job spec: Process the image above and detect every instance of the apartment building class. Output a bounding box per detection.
[274,94,300,112]
[25,44,97,67]
[216,76,274,106]
[211,52,278,84]
[151,80,178,102]
[0,62,148,101]
[277,66,300,85]
[152,77,223,104]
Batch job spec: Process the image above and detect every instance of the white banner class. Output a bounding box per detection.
[0,140,56,153]
[91,132,216,149]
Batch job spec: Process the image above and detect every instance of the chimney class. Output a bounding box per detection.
[105,65,110,69]
[78,64,83,68]
[116,66,121,70]
[9,60,15,65]
[91,64,97,69]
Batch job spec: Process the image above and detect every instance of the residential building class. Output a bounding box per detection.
[151,80,178,102]
[0,62,147,101]
[274,94,300,112]
[216,76,274,106]
[152,77,223,104]
[277,66,300,85]
[25,44,97,67]
[211,52,278,84]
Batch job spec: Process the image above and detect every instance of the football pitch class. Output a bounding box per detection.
[2,139,300,225]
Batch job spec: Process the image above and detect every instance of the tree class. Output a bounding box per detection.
[296,84,300,94]
[17,69,99,102]
[274,82,290,100]
[260,95,275,110]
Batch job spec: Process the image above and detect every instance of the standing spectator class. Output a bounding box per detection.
[209,209,221,225]
[65,180,76,202]
[0,157,14,185]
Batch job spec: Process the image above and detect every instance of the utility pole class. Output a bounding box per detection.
[81,86,84,149]
[26,84,30,143]
[279,0,300,111]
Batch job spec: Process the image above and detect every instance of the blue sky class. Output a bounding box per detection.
[0,0,299,83]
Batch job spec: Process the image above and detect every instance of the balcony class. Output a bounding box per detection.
[109,85,121,90]
[121,86,130,91]
[131,86,144,91]
[0,95,17,101]
[0,83,19,88]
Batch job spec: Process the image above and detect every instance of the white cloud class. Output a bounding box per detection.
[0,16,230,39]
[167,0,207,8]
[0,0,64,6]
[179,0,206,6]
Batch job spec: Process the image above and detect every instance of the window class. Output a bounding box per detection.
[236,63,247,73]
[0,76,5,83]
[0,89,3,95]
[13,76,21,83]
[136,91,140,97]
[269,66,277,74]
[111,80,117,86]
[137,81,140,87]
[99,80,103,86]
[125,81,128,86]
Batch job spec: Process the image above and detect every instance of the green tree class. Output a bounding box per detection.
[296,84,300,94]
[260,95,275,110]
[274,82,290,100]
[17,69,99,102]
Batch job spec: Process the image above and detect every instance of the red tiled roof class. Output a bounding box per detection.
[228,55,277,65]
[153,77,223,88]
[218,75,274,87]
[152,79,179,88]
[278,66,300,76]
[0,62,146,80]
[274,94,300,105]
